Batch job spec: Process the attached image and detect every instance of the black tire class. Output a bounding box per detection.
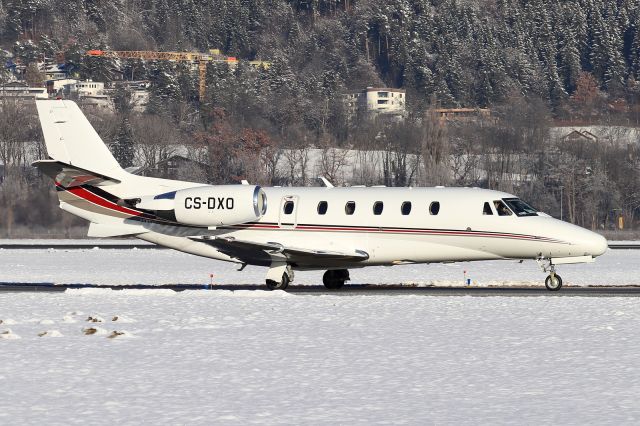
[324,279,344,290]
[545,274,562,291]
[266,273,290,290]
[323,270,348,290]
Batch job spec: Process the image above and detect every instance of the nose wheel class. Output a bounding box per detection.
[544,273,563,291]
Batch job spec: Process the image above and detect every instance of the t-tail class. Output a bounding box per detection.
[33,100,148,237]
[33,100,266,244]
[34,100,126,186]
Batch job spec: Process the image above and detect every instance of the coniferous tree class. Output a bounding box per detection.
[112,116,135,168]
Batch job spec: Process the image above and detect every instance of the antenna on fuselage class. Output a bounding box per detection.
[317,176,334,188]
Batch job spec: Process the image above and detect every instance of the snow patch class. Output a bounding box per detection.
[62,315,77,323]
[82,326,108,336]
[39,319,55,325]
[0,319,17,325]
[65,288,176,296]
[38,330,63,338]
[107,330,135,339]
[188,290,294,298]
[0,329,20,339]
[111,315,135,323]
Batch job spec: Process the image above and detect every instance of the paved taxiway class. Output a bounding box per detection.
[1,282,640,297]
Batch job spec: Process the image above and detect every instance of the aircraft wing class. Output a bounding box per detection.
[191,236,369,265]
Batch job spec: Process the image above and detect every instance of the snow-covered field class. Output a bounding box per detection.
[0,245,638,287]
[2,246,640,424]
[2,289,640,424]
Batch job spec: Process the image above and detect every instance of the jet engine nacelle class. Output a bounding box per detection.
[136,185,267,227]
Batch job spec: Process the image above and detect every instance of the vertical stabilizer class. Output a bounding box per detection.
[35,100,124,178]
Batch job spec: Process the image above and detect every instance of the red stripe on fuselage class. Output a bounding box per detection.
[60,184,144,217]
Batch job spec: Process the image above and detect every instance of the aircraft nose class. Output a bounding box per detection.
[585,232,608,257]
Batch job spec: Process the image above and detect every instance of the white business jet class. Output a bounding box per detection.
[33,100,607,291]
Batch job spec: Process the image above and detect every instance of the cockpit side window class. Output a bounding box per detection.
[493,200,513,216]
[483,202,494,215]
[503,198,538,217]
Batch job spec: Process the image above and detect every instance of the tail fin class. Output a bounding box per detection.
[35,100,124,179]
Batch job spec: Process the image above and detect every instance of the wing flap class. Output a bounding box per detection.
[191,236,369,263]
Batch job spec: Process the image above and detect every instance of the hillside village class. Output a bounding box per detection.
[1,54,410,119]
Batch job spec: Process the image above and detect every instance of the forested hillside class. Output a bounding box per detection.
[3,0,640,117]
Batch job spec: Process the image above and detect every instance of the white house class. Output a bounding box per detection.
[345,87,406,120]
[78,95,113,111]
[0,82,48,99]
[131,89,149,112]
[46,78,78,95]
[71,80,105,97]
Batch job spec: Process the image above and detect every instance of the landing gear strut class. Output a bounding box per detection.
[537,257,563,291]
[265,263,293,290]
[323,269,349,290]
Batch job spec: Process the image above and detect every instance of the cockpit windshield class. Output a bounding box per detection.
[503,198,538,217]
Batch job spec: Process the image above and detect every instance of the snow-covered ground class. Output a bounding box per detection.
[0,245,638,287]
[2,289,640,424]
[2,247,640,424]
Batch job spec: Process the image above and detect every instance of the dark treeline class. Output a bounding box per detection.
[1,1,640,236]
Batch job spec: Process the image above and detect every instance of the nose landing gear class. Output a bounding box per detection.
[537,257,563,291]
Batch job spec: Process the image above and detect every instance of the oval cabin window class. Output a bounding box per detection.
[373,201,384,215]
[429,201,440,215]
[317,201,328,215]
[345,201,356,215]
[283,201,294,215]
[401,201,412,215]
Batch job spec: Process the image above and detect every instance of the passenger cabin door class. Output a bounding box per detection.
[279,195,299,229]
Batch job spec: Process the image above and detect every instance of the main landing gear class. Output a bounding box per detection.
[537,257,563,291]
[323,269,350,290]
[265,263,293,290]
[264,266,350,291]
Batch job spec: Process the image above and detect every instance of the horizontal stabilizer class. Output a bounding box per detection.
[33,160,121,188]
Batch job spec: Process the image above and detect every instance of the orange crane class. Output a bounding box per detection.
[86,49,269,100]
